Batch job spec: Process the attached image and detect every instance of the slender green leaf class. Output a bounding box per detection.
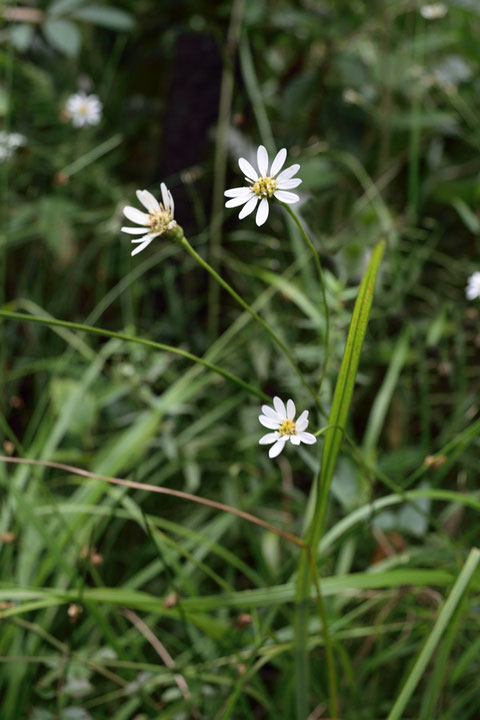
[387,547,480,720]
[295,239,385,720]
[42,19,81,57]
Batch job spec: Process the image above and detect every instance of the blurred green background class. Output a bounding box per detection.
[1,1,480,718]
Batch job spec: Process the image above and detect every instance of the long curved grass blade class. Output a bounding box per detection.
[295,239,385,719]
[387,547,480,720]
[0,308,269,401]
[1,566,476,618]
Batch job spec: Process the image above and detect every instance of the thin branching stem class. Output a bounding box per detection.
[0,455,306,548]
[180,235,321,410]
[280,203,330,398]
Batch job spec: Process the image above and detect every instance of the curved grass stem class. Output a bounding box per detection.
[180,235,320,409]
[0,308,269,402]
[280,203,330,398]
[306,546,339,719]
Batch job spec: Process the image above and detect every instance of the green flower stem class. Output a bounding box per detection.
[280,203,330,398]
[179,235,320,408]
[307,546,339,720]
[0,309,270,403]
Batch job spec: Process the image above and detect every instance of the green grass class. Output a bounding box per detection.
[1,1,480,718]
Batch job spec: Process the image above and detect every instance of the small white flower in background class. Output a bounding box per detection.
[225,145,301,227]
[65,92,102,127]
[0,131,26,161]
[122,183,177,256]
[466,272,480,301]
[420,3,447,19]
[259,396,317,459]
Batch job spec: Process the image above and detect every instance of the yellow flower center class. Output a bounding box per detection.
[251,176,277,198]
[279,419,296,437]
[149,208,174,234]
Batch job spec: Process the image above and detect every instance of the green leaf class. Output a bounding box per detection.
[48,0,87,16]
[451,197,480,234]
[8,24,34,52]
[363,328,410,456]
[50,379,97,437]
[71,5,135,31]
[295,239,385,720]
[387,547,480,720]
[42,19,81,57]
[316,239,386,538]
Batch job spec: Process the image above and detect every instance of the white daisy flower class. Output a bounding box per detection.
[259,396,317,459]
[466,272,480,301]
[0,131,26,161]
[224,145,301,227]
[420,3,447,19]
[122,183,177,256]
[65,92,102,127]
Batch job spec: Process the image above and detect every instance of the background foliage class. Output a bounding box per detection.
[1,0,480,718]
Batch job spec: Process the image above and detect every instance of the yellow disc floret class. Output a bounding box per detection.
[279,419,296,437]
[251,176,277,198]
[149,208,174,234]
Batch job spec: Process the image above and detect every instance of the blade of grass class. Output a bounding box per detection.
[1,567,476,619]
[207,0,245,340]
[386,547,480,720]
[295,239,385,720]
[362,327,410,457]
[0,308,270,402]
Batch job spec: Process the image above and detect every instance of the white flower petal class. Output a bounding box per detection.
[261,405,282,421]
[296,410,308,424]
[290,434,301,445]
[296,410,309,431]
[274,190,300,204]
[167,188,174,215]
[224,187,251,198]
[270,148,287,177]
[257,145,269,176]
[123,206,150,226]
[286,399,296,419]
[239,195,258,219]
[259,432,280,445]
[276,164,300,182]
[160,183,169,210]
[255,197,269,226]
[259,415,280,430]
[277,178,302,189]
[466,272,480,300]
[136,189,160,213]
[131,236,155,256]
[269,439,287,458]
[273,397,287,419]
[121,226,150,235]
[131,233,158,243]
[226,194,252,209]
[298,431,317,445]
[239,157,258,181]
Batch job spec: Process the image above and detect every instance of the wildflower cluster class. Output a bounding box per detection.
[121,142,319,459]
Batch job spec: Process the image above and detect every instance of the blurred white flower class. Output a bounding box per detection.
[259,396,316,459]
[420,3,447,19]
[433,55,472,89]
[65,92,102,127]
[122,183,177,256]
[466,272,480,300]
[225,145,301,227]
[0,131,26,160]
